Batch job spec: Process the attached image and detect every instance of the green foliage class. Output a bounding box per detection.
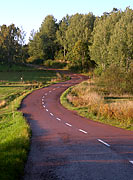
[0,65,59,180]
[65,13,95,71]
[29,13,96,72]
[0,24,26,65]
[44,59,66,69]
[28,31,44,62]
[28,15,58,62]
[54,49,64,60]
[90,7,133,73]
[108,8,133,70]
[90,10,122,71]
[56,15,70,60]
[0,111,30,180]
[97,65,133,95]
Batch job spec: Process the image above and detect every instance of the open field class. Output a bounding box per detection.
[0,64,58,180]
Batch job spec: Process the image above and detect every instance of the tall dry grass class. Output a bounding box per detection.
[0,100,6,108]
[67,80,133,128]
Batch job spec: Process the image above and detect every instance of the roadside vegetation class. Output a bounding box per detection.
[0,6,133,180]
[0,64,66,180]
[61,67,133,130]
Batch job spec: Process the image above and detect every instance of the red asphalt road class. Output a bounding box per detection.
[21,74,133,180]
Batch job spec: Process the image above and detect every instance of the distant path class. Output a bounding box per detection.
[21,73,133,180]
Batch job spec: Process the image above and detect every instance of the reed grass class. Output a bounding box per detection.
[64,79,133,130]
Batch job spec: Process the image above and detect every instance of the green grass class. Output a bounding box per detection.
[0,63,33,72]
[0,70,56,82]
[0,92,31,180]
[0,64,58,180]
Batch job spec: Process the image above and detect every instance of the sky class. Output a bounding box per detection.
[0,0,132,43]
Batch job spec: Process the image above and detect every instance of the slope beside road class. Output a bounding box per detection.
[21,74,133,180]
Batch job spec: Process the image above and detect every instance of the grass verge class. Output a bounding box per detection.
[0,91,31,180]
[0,64,67,180]
[60,84,133,131]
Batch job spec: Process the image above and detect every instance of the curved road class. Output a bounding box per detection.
[21,74,133,180]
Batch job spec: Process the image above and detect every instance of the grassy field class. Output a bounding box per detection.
[0,64,58,180]
[60,79,133,131]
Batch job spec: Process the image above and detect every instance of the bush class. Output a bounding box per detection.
[26,57,43,64]
[67,62,82,72]
[97,65,133,95]
[43,59,66,69]
[54,50,64,60]
[125,69,133,94]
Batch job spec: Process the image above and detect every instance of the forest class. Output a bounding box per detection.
[0,7,132,77]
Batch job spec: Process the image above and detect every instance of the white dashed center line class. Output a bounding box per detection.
[45,93,47,95]
[43,105,45,108]
[129,161,133,165]
[79,129,87,134]
[42,102,44,104]
[97,139,110,147]
[50,113,54,116]
[46,109,49,112]
[65,123,72,127]
[56,118,61,121]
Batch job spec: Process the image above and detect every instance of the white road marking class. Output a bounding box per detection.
[45,93,47,95]
[42,102,44,104]
[50,113,54,116]
[79,129,87,134]
[49,91,51,93]
[42,99,44,101]
[43,105,45,108]
[65,123,72,127]
[43,96,45,98]
[129,161,133,165]
[97,139,110,147]
[46,109,49,112]
[56,118,61,121]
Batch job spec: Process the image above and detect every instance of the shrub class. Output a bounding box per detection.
[97,65,133,95]
[44,59,66,69]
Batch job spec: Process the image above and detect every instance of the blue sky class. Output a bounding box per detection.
[0,0,132,42]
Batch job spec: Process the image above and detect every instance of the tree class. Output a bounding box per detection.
[28,15,58,62]
[56,15,70,60]
[65,13,95,71]
[108,8,133,71]
[40,15,58,60]
[28,31,44,62]
[66,13,95,52]
[90,9,122,73]
[71,40,90,71]
[0,24,24,65]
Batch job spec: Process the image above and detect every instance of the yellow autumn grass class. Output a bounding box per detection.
[0,100,6,108]
[67,80,133,127]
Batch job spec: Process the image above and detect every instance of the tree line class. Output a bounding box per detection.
[0,7,132,74]
[0,24,29,67]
